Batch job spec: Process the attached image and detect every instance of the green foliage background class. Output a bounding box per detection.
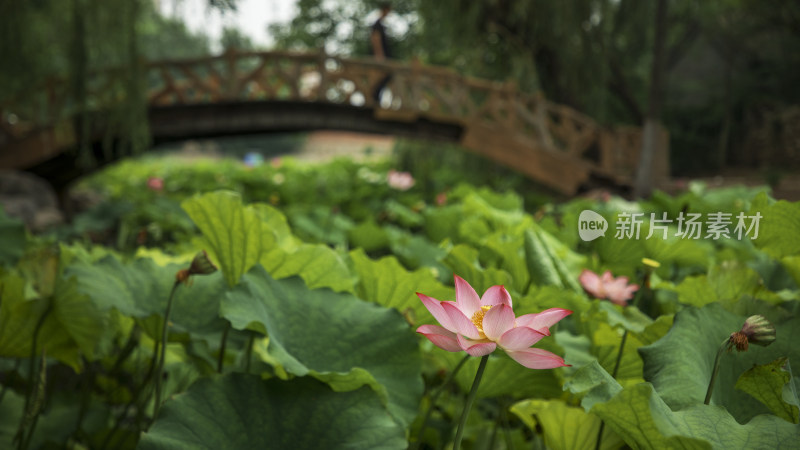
[1,153,799,448]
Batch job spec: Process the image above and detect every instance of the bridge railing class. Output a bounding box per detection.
[1,50,651,182]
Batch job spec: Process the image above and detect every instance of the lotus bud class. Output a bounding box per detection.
[188,250,218,276]
[729,315,776,352]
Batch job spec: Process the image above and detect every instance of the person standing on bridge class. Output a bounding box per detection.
[370,2,392,106]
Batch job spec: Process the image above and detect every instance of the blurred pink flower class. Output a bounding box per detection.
[436,192,448,206]
[416,275,571,369]
[578,269,639,306]
[147,177,164,191]
[387,170,415,191]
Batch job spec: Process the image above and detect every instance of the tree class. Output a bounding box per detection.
[0,0,233,166]
[221,27,256,52]
[633,0,668,197]
[268,0,418,57]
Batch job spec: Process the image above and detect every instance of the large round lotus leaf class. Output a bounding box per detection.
[511,398,625,450]
[565,360,800,448]
[223,265,423,427]
[593,383,800,449]
[68,256,227,335]
[639,303,800,423]
[0,273,87,370]
[138,373,408,450]
[750,198,800,259]
[349,248,452,326]
[181,190,264,287]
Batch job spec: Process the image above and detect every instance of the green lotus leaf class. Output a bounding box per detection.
[384,199,423,227]
[262,243,354,293]
[671,275,718,307]
[668,261,765,311]
[51,276,109,360]
[252,203,295,249]
[557,303,669,387]
[781,255,800,287]
[592,313,672,382]
[442,244,512,294]
[423,204,462,244]
[563,360,623,411]
[440,351,563,399]
[138,374,407,450]
[511,398,624,450]
[643,228,713,269]
[588,301,655,333]
[565,360,800,448]
[285,204,354,246]
[68,256,227,335]
[590,323,645,383]
[594,383,800,449]
[528,223,586,293]
[735,357,799,423]
[516,285,592,318]
[182,191,264,286]
[251,202,354,292]
[640,303,800,423]
[749,197,800,259]
[483,231,528,293]
[461,191,525,229]
[524,228,564,290]
[0,390,110,450]
[593,227,646,268]
[0,274,85,370]
[222,266,423,427]
[384,225,449,274]
[350,248,451,326]
[0,208,26,266]
[348,219,390,252]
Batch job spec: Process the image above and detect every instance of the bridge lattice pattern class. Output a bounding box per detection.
[0,50,666,194]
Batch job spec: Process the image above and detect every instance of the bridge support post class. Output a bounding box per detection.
[223,48,238,100]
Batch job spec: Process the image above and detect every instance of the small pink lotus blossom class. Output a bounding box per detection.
[436,192,448,206]
[416,276,571,369]
[387,170,415,191]
[578,269,639,306]
[147,177,164,191]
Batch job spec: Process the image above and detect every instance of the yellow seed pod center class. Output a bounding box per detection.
[471,305,492,337]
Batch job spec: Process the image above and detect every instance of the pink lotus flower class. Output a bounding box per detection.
[578,269,639,306]
[147,177,164,191]
[387,170,415,191]
[435,192,448,206]
[416,276,571,369]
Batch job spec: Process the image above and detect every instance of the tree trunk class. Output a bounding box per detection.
[634,0,668,198]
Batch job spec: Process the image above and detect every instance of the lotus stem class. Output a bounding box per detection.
[597,265,649,450]
[411,354,470,450]
[154,281,179,419]
[16,303,51,449]
[612,330,628,378]
[244,333,255,373]
[453,355,489,450]
[217,323,230,374]
[704,338,731,405]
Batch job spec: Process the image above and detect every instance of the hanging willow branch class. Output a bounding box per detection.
[2,0,151,167]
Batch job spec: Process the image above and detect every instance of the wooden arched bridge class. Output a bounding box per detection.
[0,50,668,195]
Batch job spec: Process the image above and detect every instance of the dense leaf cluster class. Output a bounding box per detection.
[0,155,799,448]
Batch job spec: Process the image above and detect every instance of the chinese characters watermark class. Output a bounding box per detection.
[578,210,761,242]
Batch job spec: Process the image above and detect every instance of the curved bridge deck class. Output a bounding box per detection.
[0,50,668,195]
